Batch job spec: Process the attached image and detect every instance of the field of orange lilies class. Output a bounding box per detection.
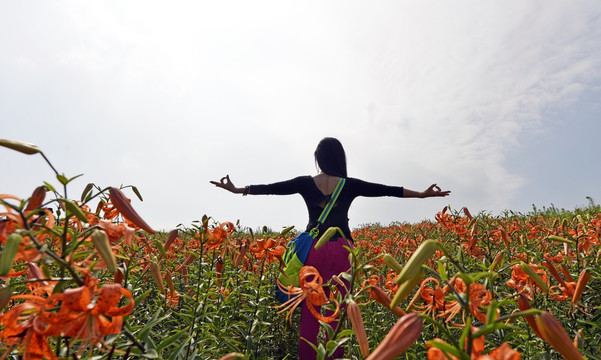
[1,139,600,359]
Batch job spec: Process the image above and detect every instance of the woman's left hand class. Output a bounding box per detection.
[422,184,451,198]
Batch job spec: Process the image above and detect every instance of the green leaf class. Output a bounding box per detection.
[319,321,334,341]
[497,309,541,322]
[325,340,338,355]
[326,338,350,356]
[472,322,513,338]
[69,174,84,183]
[154,240,168,259]
[137,311,170,345]
[132,186,144,201]
[81,183,94,202]
[470,271,498,282]
[43,182,56,193]
[458,321,471,354]
[134,288,154,307]
[437,259,448,281]
[337,329,355,338]
[57,174,69,185]
[157,328,190,352]
[486,302,499,325]
[456,273,474,286]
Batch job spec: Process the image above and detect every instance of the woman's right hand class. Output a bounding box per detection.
[210,175,243,194]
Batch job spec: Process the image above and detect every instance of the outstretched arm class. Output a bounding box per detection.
[403,184,450,198]
[210,175,247,195]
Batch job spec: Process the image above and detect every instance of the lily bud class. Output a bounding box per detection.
[560,264,574,282]
[390,270,424,309]
[347,300,369,357]
[150,261,165,293]
[489,252,504,272]
[216,258,224,286]
[219,353,245,360]
[462,207,473,220]
[164,229,179,250]
[109,187,155,234]
[24,186,47,212]
[547,235,574,244]
[27,263,49,288]
[176,254,198,272]
[370,285,405,317]
[114,268,125,284]
[182,266,188,286]
[574,329,583,349]
[366,313,423,360]
[395,240,438,285]
[0,139,41,155]
[545,260,568,290]
[314,227,342,250]
[517,295,544,339]
[0,233,23,276]
[383,254,403,274]
[165,270,175,295]
[520,262,548,293]
[91,230,117,273]
[536,311,584,360]
[571,269,590,304]
[280,225,295,237]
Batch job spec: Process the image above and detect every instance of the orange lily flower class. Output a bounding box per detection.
[440,277,492,324]
[544,259,576,301]
[506,263,548,300]
[39,275,135,354]
[165,290,181,307]
[1,194,25,239]
[97,219,135,244]
[0,301,58,360]
[360,274,380,304]
[249,238,286,264]
[385,270,399,294]
[275,266,339,325]
[428,339,520,360]
[415,277,447,319]
[26,263,56,297]
[428,327,520,360]
[205,222,235,249]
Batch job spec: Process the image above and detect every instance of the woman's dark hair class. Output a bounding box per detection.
[314,137,347,177]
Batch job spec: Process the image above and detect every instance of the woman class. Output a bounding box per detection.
[211,137,450,359]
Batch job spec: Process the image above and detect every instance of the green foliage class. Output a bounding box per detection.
[1,139,600,359]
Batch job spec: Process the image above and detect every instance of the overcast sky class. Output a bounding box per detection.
[2,1,600,233]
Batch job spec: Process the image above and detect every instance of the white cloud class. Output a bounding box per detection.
[2,1,600,231]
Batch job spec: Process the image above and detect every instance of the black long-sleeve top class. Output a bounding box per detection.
[248,176,404,240]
